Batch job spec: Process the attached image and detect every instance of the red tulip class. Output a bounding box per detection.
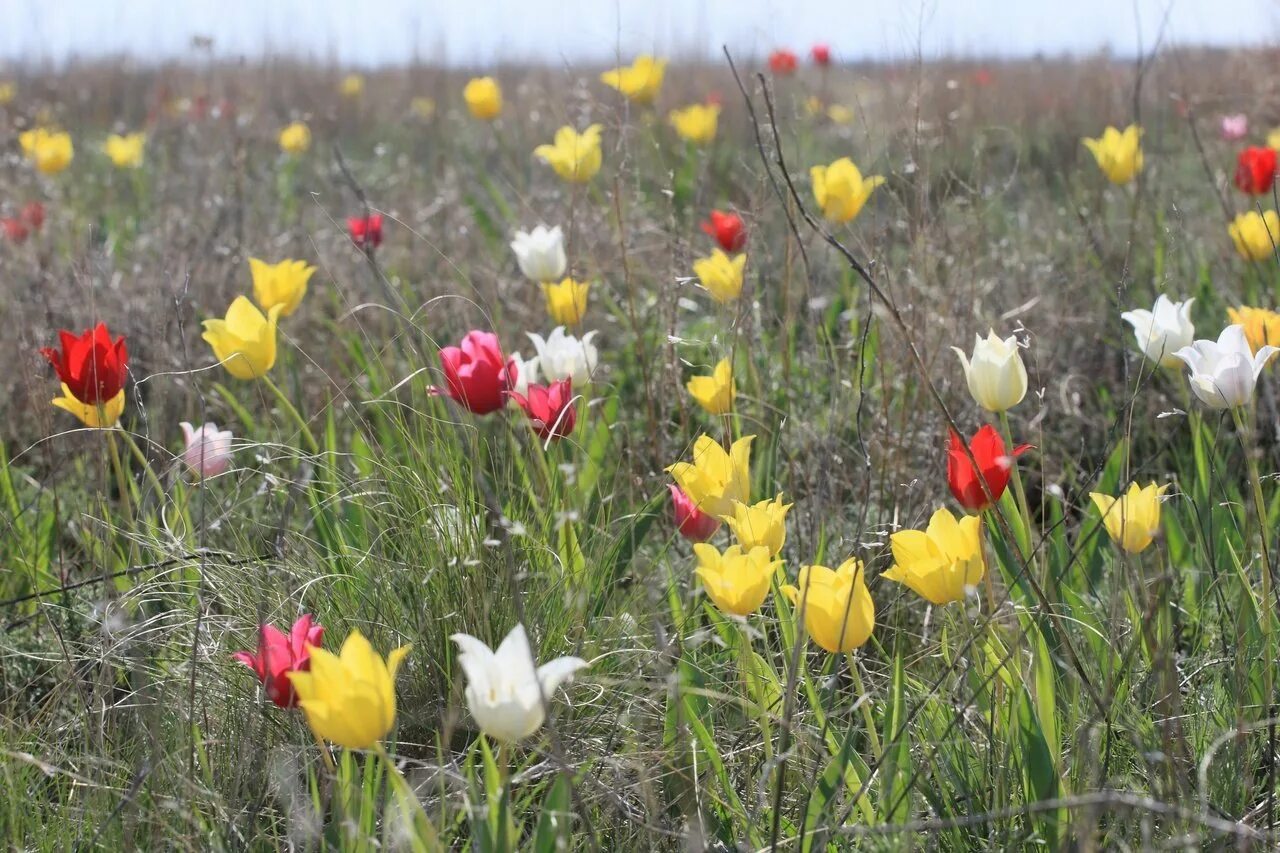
[2,217,28,244]
[348,213,384,250]
[433,330,516,415]
[705,91,724,107]
[1234,146,1277,196]
[700,210,746,252]
[947,425,1032,512]
[40,323,129,405]
[232,614,324,708]
[811,44,831,66]
[768,50,798,76]
[22,201,44,231]
[669,484,719,542]
[511,378,577,441]
[973,68,994,87]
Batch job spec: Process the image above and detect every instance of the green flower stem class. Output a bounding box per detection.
[998,409,1037,569]
[105,428,133,524]
[115,427,167,505]
[736,623,773,763]
[846,653,883,761]
[260,373,319,455]
[1232,405,1275,628]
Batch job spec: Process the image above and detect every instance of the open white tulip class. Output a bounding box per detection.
[952,330,1028,413]
[527,327,598,386]
[506,351,538,399]
[180,421,234,478]
[451,624,587,743]
[1121,295,1195,368]
[510,225,567,283]
[1174,324,1277,409]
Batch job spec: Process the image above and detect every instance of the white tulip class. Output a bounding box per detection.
[510,225,567,283]
[507,351,538,398]
[1121,295,1195,368]
[1173,324,1277,409]
[952,330,1028,413]
[527,327,598,386]
[180,421,234,478]
[450,624,587,743]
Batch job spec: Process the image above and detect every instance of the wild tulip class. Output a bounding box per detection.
[232,615,324,708]
[827,104,854,125]
[347,213,383,250]
[1227,306,1280,355]
[686,357,735,415]
[811,157,884,223]
[811,43,832,66]
[2,217,28,243]
[722,494,791,557]
[511,379,577,441]
[463,76,503,120]
[692,543,779,617]
[435,330,516,415]
[103,132,145,169]
[541,278,590,326]
[947,425,1032,512]
[201,296,283,380]
[1221,113,1249,141]
[41,323,128,406]
[511,225,568,283]
[526,327,598,386]
[180,421,234,478]
[882,508,985,606]
[339,73,365,98]
[507,351,537,398]
[780,558,875,654]
[20,128,73,175]
[1228,210,1280,261]
[953,330,1028,413]
[451,624,587,743]
[51,384,126,428]
[1121,295,1196,368]
[666,434,754,519]
[410,96,436,120]
[1082,124,1143,185]
[700,210,746,252]
[0,81,13,105]
[668,103,719,146]
[249,258,315,317]
[692,249,746,303]
[1173,324,1277,409]
[288,629,410,750]
[1270,128,1280,151]
[599,55,666,104]
[534,125,603,183]
[1089,482,1168,554]
[22,201,45,231]
[768,50,798,75]
[278,121,311,155]
[1235,146,1277,195]
[669,485,720,542]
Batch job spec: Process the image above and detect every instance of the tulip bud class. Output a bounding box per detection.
[510,225,568,283]
[180,421,234,478]
[952,331,1029,413]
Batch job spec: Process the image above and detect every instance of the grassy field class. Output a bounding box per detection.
[4,44,1280,849]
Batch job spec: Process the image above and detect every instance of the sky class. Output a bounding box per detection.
[2,0,1276,67]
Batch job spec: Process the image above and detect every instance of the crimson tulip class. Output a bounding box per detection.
[23,201,45,230]
[232,614,324,708]
[511,378,577,441]
[434,330,516,415]
[1235,146,1277,195]
[811,44,831,66]
[947,425,1032,512]
[768,50,798,76]
[348,213,384,250]
[40,323,129,405]
[700,210,747,252]
[2,217,28,243]
[669,484,720,542]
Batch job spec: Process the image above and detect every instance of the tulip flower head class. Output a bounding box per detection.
[201,296,283,380]
[810,158,884,223]
[1227,306,1280,356]
[1235,146,1277,195]
[42,323,128,406]
[1173,324,1277,409]
[541,278,590,327]
[668,103,720,146]
[1089,482,1168,554]
[882,508,985,606]
[700,210,747,252]
[781,558,875,654]
[249,257,315,317]
[953,331,1028,413]
[278,121,311,155]
[526,327,598,386]
[511,225,568,283]
[0,82,13,105]
[534,124,603,183]
[511,379,577,442]
[288,629,410,750]
[669,484,720,542]
[22,201,45,230]
[348,213,384,250]
[693,543,780,617]
[1121,295,1196,368]
[686,357,735,415]
[827,104,855,125]
[463,76,503,120]
[20,128,73,175]
[1269,128,1280,152]
[692,249,747,304]
[180,421,234,479]
[722,494,791,557]
[599,55,666,104]
[232,615,324,708]
[51,383,126,428]
[768,50,798,75]
[507,351,537,398]
[435,331,516,415]
[451,624,587,743]
[1082,124,1143,185]
[947,425,1032,512]
[2,217,28,243]
[811,43,832,66]
[1221,113,1249,141]
[411,96,436,120]
[339,73,365,98]
[103,132,145,169]
[666,434,754,520]
[1228,210,1280,261]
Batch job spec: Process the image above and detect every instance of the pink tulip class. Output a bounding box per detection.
[180,421,234,478]
[232,615,325,708]
[1221,113,1249,141]
[434,331,516,415]
[669,484,720,542]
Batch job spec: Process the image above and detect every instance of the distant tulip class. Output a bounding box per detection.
[1228,210,1280,261]
[1082,124,1143,185]
[511,225,568,283]
[2,217,28,243]
[41,323,128,405]
[599,55,667,104]
[953,331,1028,413]
[1269,128,1280,152]
[463,76,503,120]
[0,82,13,105]
[1089,482,1168,554]
[811,44,832,66]
[249,257,315,317]
[22,201,45,231]
[347,213,383,250]
[700,210,746,252]
[232,615,324,708]
[1173,324,1277,409]
[780,558,875,653]
[534,125,604,183]
[201,296,283,380]
[826,104,855,125]
[722,494,791,556]
[103,132,145,169]
[947,425,1032,512]
[526,327,598,386]
[541,278,590,326]
[693,543,779,617]
[1227,306,1280,355]
[19,128,73,175]
[810,157,884,223]
[288,629,410,750]
[278,122,311,155]
[1121,295,1196,368]
[668,103,720,145]
[1221,113,1249,141]
[51,383,125,428]
[666,434,754,519]
[339,73,365,98]
[882,507,984,606]
[768,50,798,75]
[686,357,735,415]
[410,96,436,119]
[511,379,577,441]
[1235,146,1277,195]
[693,249,747,304]
[435,330,516,415]
[669,485,720,541]
[180,421,234,478]
[451,624,587,743]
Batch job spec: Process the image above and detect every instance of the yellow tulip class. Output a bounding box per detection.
[250,257,315,317]
[1269,128,1280,152]
[686,357,735,415]
[51,385,125,428]
[103,132,145,169]
[288,629,411,750]
[463,76,502,120]
[1089,482,1168,554]
[541,277,590,326]
[882,507,984,606]
[20,129,73,175]
[722,494,792,556]
[278,122,311,155]
[534,124,603,183]
[804,96,824,117]
[411,97,436,119]
[600,55,666,104]
[781,558,876,654]
[827,104,855,125]
[693,543,779,617]
[0,82,15,106]
[340,73,365,98]
[1229,210,1280,262]
[666,434,754,519]
[1227,306,1280,356]
[201,296,283,380]
[668,103,719,145]
[692,249,746,304]
[1082,124,1143,185]
[810,157,883,223]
